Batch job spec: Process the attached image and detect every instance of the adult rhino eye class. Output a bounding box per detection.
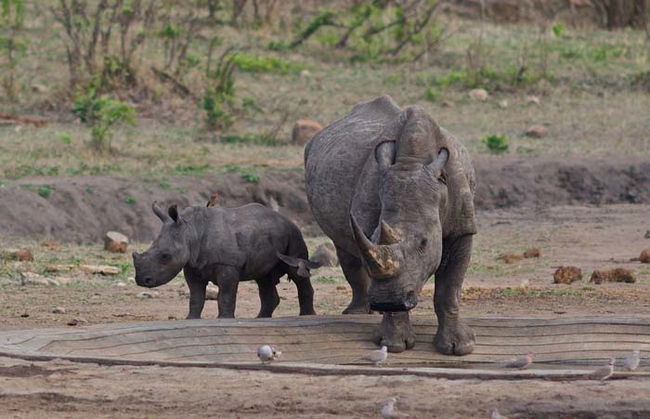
[160,253,172,263]
[419,238,428,249]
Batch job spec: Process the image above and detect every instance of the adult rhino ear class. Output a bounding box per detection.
[168,205,180,223]
[425,147,449,177]
[375,141,396,171]
[277,252,321,277]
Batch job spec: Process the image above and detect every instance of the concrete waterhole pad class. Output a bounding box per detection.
[1,315,648,381]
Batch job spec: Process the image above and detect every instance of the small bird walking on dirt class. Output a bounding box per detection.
[589,357,615,381]
[381,397,397,418]
[505,351,535,370]
[624,350,640,372]
[257,345,282,363]
[356,346,388,367]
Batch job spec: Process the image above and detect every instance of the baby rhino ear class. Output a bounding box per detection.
[277,252,321,277]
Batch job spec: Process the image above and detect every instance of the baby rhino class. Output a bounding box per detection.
[133,202,319,319]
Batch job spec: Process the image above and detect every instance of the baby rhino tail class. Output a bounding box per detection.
[276,252,321,279]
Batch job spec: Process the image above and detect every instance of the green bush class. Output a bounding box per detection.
[483,134,509,154]
[72,89,136,153]
[203,40,237,131]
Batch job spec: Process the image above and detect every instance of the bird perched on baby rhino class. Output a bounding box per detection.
[505,351,535,370]
[624,350,640,371]
[257,345,281,363]
[589,358,615,381]
[356,346,388,367]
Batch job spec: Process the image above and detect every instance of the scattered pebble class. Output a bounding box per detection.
[527,95,541,106]
[20,272,59,286]
[336,285,347,291]
[523,248,541,258]
[469,88,489,101]
[525,125,547,138]
[137,291,158,299]
[553,266,582,284]
[640,248,650,264]
[52,307,66,314]
[116,281,127,287]
[67,317,88,326]
[590,268,635,284]
[497,253,522,264]
[20,313,29,318]
[498,99,509,109]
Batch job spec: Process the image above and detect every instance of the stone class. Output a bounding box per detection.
[67,317,88,326]
[523,248,541,258]
[104,231,129,253]
[336,285,347,291]
[291,119,323,146]
[527,96,541,106]
[590,268,635,284]
[41,239,60,250]
[525,125,547,138]
[553,266,582,284]
[469,88,489,101]
[116,281,127,287]
[55,277,71,285]
[300,69,311,78]
[20,272,59,286]
[310,242,339,267]
[79,265,120,275]
[2,249,34,261]
[640,248,650,264]
[31,83,48,93]
[52,306,66,314]
[498,100,509,109]
[497,253,523,264]
[644,230,650,239]
[205,284,219,300]
[137,291,158,299]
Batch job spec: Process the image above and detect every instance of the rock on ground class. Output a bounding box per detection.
[291,119,323,146]
[590,268,636,284]
[553,266,582,284]
[469,88,489,101]
[525,125,547,138]
[2,249,34,261]
[523,248,541,258]
[104,231,129,253]
[640,248,650,263]
[497,253,522,264]
[206,284,219,300]
[20,272,59,286]
[310,242,339,267]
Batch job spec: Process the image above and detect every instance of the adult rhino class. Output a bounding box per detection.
[305,95,477,355]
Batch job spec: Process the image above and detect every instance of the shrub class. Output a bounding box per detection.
[483,134,509,154]
[203,40,237,131]
[72,89,136,153]
[0,0,26,101]
[229,52,304,74]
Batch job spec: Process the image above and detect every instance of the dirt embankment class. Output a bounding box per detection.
[1,157,649,243]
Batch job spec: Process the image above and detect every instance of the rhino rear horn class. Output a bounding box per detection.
[152,201,171,223]
[350,213,400,279]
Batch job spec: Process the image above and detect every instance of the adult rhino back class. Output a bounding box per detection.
[305,95,477,356]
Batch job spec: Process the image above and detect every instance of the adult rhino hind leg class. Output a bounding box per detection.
[336,246,371,314]
[371,311,416,353]
[433,235,475,355]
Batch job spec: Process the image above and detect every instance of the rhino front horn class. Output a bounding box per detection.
[350,213,400,279]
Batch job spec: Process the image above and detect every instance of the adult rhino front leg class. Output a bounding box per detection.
[371,311,416,353]
[336,246,371,314]
[433,235,475,355]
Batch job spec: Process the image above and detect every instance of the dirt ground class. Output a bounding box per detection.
[1,204,650,418]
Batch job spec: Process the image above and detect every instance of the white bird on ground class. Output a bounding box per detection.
[505,351,535,370]
[257,345,281,363]
[356,345,388,367]
[490,409,501,419]
[589,357,615,381]
[624,350,640,372]
[381,397,397,418]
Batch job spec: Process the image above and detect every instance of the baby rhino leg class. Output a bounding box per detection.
[256,275,280,318]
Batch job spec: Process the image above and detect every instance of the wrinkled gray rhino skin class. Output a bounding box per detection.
[133,203,318,319]
[305,95,477,355]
